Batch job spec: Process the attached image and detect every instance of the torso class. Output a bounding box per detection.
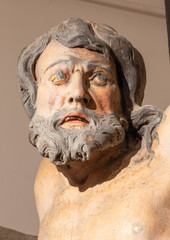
[35,106,170,240]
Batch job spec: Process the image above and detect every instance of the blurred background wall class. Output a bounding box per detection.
[0,0,169,236]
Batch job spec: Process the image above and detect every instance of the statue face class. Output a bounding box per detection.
[35,40,122,124]
[29,40,125,165]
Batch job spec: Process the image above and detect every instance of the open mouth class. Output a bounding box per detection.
[60,112,89,128]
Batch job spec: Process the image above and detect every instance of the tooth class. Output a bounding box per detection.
[62,115,88,124]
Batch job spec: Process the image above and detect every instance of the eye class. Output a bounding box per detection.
[90,72,109,86]
[49,71,69,85]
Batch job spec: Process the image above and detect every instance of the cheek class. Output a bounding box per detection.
[36,84,66,117]
[90,85,122,115]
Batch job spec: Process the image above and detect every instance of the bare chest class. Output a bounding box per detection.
[38,168,170,240]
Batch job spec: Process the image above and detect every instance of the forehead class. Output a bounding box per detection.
[35,40,116,75]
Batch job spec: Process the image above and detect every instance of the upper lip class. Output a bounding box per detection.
[60,112,89,125]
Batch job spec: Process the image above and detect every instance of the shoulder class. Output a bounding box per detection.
[34,158,60,222]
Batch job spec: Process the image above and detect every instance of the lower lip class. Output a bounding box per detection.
[61,120,88,129]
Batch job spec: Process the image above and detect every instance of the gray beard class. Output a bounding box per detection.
[29,108,125,165]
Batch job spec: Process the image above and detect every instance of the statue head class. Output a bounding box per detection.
[17,18,152,165]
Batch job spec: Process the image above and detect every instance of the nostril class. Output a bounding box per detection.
[68,96,89,104]
[69,97,74,103]
[83,98,88,104]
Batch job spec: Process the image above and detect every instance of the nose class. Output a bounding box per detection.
[67,71,90,107]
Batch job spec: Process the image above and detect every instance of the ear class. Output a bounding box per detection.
[119,117,129,131]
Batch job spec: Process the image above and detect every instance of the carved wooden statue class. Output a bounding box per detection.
[16,18,170,239]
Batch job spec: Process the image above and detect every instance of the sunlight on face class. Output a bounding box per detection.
[35,40,122,126]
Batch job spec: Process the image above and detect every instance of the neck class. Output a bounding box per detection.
[56,141,129,191]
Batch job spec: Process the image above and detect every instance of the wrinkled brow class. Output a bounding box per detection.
[43,57,113,74]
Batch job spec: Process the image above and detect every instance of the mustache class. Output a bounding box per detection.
[50,107,104,129]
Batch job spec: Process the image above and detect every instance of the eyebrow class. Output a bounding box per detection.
[85,62,114,78]
[44,59,73,74]
[86,62,111,71]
